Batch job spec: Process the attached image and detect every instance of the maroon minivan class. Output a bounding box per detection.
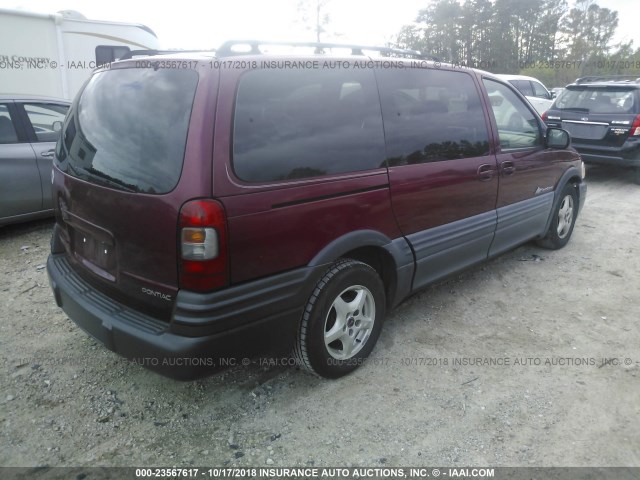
[47,41,587,380]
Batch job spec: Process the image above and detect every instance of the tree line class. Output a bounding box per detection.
[393,0,640,87]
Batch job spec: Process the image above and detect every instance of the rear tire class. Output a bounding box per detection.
[536,184,578,250]
[634,167,640,186]
[294,259,386,378]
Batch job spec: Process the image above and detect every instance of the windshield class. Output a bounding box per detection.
[554,86,637,114]
[57,67,199,194]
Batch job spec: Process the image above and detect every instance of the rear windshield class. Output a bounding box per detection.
[555,86,637,114]
[57,67,198,194]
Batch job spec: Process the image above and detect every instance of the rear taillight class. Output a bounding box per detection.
[178,199,228,292]
[631,114,640,136]
[541,111,548,121]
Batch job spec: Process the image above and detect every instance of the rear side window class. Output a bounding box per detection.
[60,68,198,194]
[0,105,18,144]
[531,81,550,99]
[510,80,534,96]
[23,103,68,142]
[377,68,490,166]
[555,87,637,114]
[233,68,386,182]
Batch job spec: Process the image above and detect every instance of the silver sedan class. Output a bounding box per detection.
[0,95,70,226]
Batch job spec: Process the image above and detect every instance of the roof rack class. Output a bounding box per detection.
[575,75,640,84]
[216,40,435,60]
[119,49,215,60]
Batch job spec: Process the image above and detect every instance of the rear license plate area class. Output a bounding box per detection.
[71,228,116,280]
[562,122,607,140]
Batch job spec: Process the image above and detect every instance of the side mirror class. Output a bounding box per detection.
[52,121,63,132]
[546,127,570,149]
[550,91,556,99]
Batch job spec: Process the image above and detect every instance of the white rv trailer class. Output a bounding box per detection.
[0,8,160,100]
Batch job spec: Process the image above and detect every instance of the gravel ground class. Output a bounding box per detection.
[1,165,639,470]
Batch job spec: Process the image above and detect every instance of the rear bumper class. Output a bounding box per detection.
[573,140,640,167]
[47,254,323,380]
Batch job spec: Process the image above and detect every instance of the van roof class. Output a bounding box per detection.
[495,74,542,83]
[0,94,70,103]
[215,40,433,60]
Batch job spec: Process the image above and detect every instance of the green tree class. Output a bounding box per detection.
[394,0,624,82]
[395,0,567,72]
[297,0,332,43]
[417,0,464,62]
[461,0,494,65]
[559,0,618,61]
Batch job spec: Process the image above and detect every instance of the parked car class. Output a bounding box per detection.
[0,95,69,226]
[497,74,554,114]
[543,75,640,184]
[47,42,586,380]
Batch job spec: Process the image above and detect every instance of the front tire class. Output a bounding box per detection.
[536,184,578,250]
[294,259,386,378]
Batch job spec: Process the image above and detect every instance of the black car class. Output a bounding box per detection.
[543,76,640,183]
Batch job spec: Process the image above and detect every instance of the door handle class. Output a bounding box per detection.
[41,150,55,158]
[477,164,495,181]
[501,161,516,175]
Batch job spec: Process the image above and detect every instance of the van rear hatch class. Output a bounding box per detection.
[52,63,214,318]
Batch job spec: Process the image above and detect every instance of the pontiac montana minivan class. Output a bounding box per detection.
[47,41,586,379]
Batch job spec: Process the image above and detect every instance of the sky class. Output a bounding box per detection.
[0,0,637,51]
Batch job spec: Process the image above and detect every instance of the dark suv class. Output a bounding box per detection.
[543,76,640,183]
[47,41,586,380]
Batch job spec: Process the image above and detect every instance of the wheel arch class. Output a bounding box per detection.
[540,166,583,237]
[308,230,415,309]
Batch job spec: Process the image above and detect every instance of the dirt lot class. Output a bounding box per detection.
[1,165,639,470]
